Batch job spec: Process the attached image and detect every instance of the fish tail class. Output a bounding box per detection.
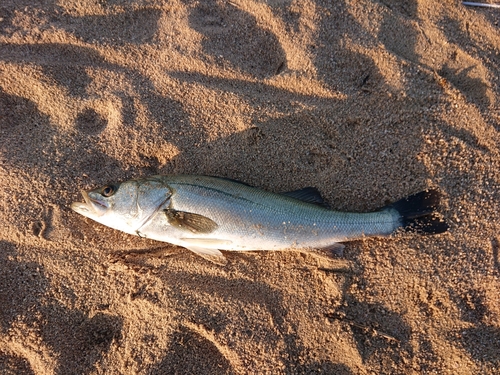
[388,189,448,234]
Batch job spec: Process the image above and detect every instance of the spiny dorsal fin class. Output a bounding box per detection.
[164,209,218,233]
[281,187,328,207]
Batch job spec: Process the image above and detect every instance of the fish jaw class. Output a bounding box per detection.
[71,190,109,219]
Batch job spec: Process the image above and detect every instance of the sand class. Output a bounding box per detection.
[0,0,499,374]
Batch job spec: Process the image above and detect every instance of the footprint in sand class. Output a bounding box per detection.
[42,65,92,99]
[64,8,162,46]
[75,108,108,135]
[0,351,35,375]
[460,324,500,364]
[149,323,240,375]
[187,0,286,78]
[438,49,495,108]
[0,241,123,374]
[377,0,496,108]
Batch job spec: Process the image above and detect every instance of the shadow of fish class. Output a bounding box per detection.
[71,175,448,265]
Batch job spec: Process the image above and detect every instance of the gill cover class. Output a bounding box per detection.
[72,176,172,235]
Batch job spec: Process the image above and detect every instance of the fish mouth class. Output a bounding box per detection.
[71,190,109,217]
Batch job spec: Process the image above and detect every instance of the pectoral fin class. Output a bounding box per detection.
[183,245,228,266]
[164,209,218,233]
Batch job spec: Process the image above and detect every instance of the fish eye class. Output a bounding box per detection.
[101,185,116,197]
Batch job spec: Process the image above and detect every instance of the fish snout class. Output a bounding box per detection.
[71,190,109,217]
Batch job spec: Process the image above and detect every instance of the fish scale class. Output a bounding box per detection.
[165,177,397,245]
[71,174,448,265]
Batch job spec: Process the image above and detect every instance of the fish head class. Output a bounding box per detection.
[71,176,171,235]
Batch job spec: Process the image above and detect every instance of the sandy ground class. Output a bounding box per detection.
[1,0,499,374]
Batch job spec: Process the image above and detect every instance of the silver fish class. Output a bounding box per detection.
[71,175,448,264]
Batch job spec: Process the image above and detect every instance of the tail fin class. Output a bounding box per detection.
[388,189,448,234]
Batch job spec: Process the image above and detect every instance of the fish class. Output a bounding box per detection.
[71,175,448,265]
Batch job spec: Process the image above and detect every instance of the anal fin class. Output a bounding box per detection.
[183,245,228,266]
[181,238,232,247]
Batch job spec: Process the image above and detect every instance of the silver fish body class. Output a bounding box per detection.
[71,175,447,264]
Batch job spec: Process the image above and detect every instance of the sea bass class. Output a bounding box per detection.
[71,175,448,264]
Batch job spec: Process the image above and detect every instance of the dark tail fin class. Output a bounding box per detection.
[388,189,448,234]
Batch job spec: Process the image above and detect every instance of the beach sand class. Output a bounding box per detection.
[1,0,499,373]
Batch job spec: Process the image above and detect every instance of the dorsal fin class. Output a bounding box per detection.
[281,187,328,207]
[211,176,329,207]
[209,176,254,187]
